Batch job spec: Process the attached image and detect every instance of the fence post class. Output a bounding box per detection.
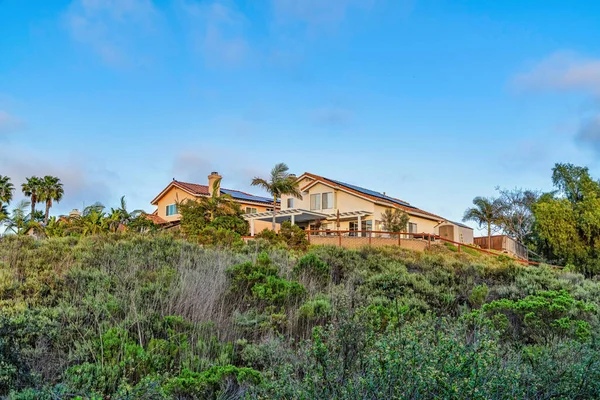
[398,233,401,246]
[428,234,431,250]
[307,230,311,245]
[369,232,372,246]
[458,244,461,253]
[338,231,342,247]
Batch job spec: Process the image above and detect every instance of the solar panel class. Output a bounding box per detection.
[221,189,276,203]
[328,178,415,208]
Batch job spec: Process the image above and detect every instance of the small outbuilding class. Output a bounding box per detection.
[436,220,474,244]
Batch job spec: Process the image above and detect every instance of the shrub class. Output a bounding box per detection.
[227,252,306,310]
[293,253,330,283]
[197,226,244,248]
[279,221,309,251]
[163,365,261,399]
[481,289,597,343]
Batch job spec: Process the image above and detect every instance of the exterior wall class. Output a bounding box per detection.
[282,181,441,235]
[283,182,376,216]
[309,235,428,252]
[156,185,275,232]
[156,187,195,222]
[373,204,439,234]
[458,226,474,244]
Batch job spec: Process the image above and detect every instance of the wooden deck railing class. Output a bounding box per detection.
[305,230,554,267]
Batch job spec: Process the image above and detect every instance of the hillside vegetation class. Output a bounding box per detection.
[1,234,600,399]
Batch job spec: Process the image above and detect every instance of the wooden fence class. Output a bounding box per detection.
[473,235,528,260]
[305,230,550,267]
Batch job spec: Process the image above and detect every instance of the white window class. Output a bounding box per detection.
[322,192,333,209]
[287,198,294,208]
[166,204,178,216]
[266,208,273,212]
[408,222,417,233]
[310,194,321,210]
[245,207,258,214]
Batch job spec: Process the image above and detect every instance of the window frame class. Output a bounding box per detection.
[310,193,321,210]
[321,192,333,210]
[166,204,178,216]
[245,207,258,214]
[286,198,294,208]
[408,222,417,233]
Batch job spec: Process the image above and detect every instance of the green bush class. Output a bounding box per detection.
[481,289,597,343]
[227,252,306,309]
[293,253,330,283]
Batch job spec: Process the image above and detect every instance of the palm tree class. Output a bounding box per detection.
[113,196,143,224]
[39,176,64,225]
[463,196,505,250]
[5,200,31,235]
[21,176,42,219]
[251,163,302,231]
[199,178,237,222]
[0,175,14,210]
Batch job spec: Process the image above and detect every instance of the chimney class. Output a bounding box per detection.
[208,171,222,196]
[69,209,81,218]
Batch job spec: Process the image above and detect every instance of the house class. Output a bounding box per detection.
[244,172,449,237]
[150,172,278,232]
[436,220,474,244]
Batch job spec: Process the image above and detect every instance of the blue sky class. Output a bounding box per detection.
[2,0,600,230]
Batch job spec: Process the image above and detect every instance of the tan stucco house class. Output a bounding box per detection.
[150,172,278,232]
[244,172,473,242]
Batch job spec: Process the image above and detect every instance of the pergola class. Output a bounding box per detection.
[243,208,329,236]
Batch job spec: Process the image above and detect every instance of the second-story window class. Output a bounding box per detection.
[166,204,178,216]
[322,192,333,209]
[245,207,258,214]
[408,222,417,233]
[287,198,294,208]
[310,194,321,210]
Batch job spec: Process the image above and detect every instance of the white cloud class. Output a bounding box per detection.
[179,0,249,67]
[65,0,159,66]
[514,51,600,94]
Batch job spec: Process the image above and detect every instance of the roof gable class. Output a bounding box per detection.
[297,172,443,221]
[151,180,278,206]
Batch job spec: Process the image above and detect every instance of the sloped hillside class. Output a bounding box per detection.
[1,234,599,399]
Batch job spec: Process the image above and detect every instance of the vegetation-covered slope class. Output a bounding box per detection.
[1,234,600,399]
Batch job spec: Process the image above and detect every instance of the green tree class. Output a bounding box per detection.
[21,176,42,219]
[39,175,64,225]
[463,196,504,249]
[5,200,31,235]
[381,208,410,233]
[179,179,249,237]
[251,163,302,231]
[0,175,14,210]
[496,187,539,244]
[533,163,600,272]
[68,202,108,236]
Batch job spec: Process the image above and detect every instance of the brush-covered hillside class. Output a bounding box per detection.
[1,234,600,399]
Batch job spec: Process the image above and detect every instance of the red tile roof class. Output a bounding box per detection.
[144,213,168,225]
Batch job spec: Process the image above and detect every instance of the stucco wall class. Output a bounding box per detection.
[155,186,275,232]
[281,180,442,235]
[309,235,428,251]
[458,226,474,244]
